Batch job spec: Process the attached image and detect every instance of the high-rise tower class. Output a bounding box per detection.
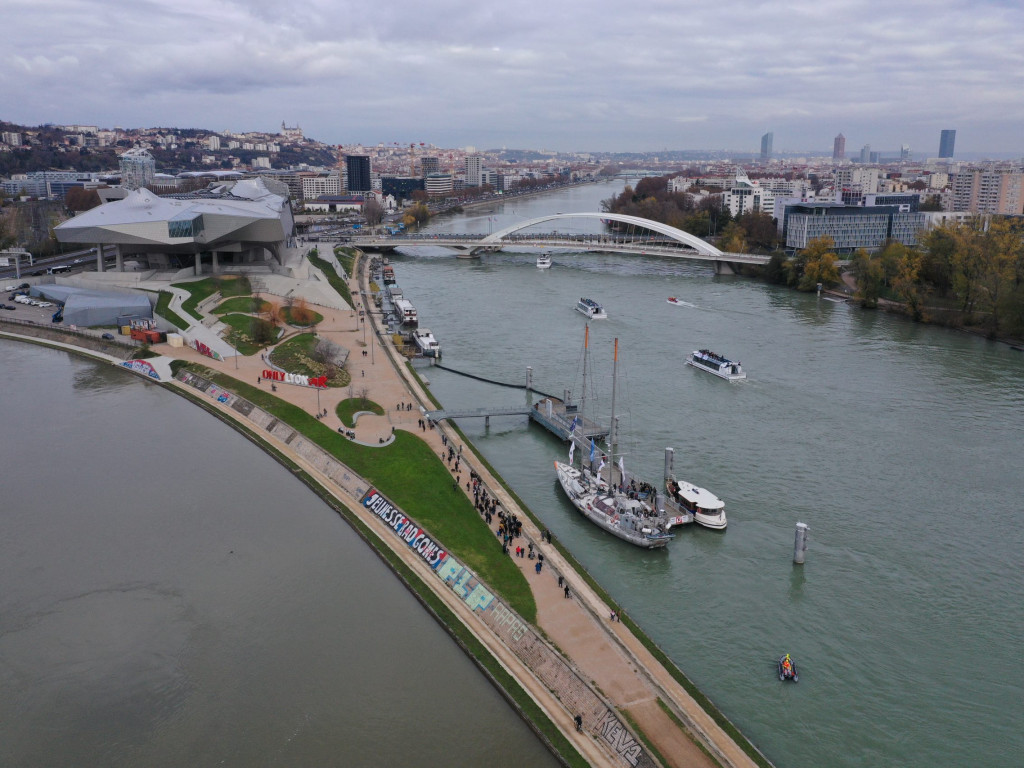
[345,155,371,192]
[833,133,846,161]
[939,130,956,159]
[760,131,773,161]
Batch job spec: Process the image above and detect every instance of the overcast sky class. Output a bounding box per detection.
[4,0,1022,155]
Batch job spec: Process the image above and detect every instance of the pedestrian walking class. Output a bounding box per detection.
[564,585,570,599]
[257,376,261,384]
[574,714,582,732]
[535,561,542,574]
[558,575,564,587]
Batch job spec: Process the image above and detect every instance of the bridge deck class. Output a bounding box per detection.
[426,398,607,443]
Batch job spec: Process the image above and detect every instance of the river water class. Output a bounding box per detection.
[0,341,558,767]
[389,180,1024,768]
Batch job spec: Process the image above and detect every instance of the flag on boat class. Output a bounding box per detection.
[589,439,596,463]
[568,440,575,464]
[618,456,626,484]
[597,456,606,481]
[569,415,579,434]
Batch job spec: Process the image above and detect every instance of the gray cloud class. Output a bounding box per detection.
[2,0,1021,153]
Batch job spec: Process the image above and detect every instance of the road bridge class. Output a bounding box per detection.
[350,212,770,275]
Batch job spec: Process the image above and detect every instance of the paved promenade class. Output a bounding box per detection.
[83,245,765,768]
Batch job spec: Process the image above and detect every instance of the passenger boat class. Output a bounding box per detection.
[575,297,607,319]
[685,349,746,381]
[778,655,798,682]
[666,478,727,529]
[393,298,418,327]
[412,328,440,358]
[536,254,552,269]
[382,265,396,284]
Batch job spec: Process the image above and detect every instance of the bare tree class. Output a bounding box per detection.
[363,197,386,227]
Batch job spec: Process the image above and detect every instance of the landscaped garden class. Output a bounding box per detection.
[337,396,385,426]
[173,275,252,321]
[221,313,281,355]
[280,302,323,327]
[268,332,350,387]
[213,296,272,315]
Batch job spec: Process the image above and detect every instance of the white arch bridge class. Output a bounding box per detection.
[348,212,769,274]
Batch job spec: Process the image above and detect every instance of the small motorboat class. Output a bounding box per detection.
[778,654,798,682]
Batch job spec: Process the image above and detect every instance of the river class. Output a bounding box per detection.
[386,179,1024,768]
[0,341,559,767]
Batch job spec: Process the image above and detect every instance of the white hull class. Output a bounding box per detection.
[536,256,552,269]
[555,462,673,549]
[575,299,607,319]
[667,477,728,530]
[686,353,745,381]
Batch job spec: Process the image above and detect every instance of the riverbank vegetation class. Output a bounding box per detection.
[601,176,780,250]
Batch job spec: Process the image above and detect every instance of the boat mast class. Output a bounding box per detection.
[579,323,589,440]
[609,337,618,479]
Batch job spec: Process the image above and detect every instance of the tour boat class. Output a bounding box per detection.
[536,254,552,269]
[382,265,396,284]
[665,478,727,530]
[686,349,746,381]
[575,297,607,319]
[412,328,440,358]
[393,298,418,327]
[555,462,674,549]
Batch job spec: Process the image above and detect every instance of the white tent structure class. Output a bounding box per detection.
[31,284,152,327]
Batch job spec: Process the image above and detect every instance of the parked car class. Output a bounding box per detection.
[101,333,115,340]
[3,305,15,311]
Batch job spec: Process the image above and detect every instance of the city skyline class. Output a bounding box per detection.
[3,1,1022,155]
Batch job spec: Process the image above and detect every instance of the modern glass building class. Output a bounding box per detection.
[760,132,773,161]
[782,202,926,252]
[345,155,372,192]
[939,130,956,159]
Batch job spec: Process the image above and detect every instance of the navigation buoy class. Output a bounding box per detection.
[793,522,810,564]
[526,366,533,393]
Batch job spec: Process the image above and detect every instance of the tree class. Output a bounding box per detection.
[405,202,431,228]
[891,248,924,321]
[717,220,747,253]
[851,248,884,308]
[362,197,386,227]
[790,236,839,291]
[64,187,101,212]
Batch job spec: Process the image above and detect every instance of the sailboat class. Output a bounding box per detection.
[554,330,675,549]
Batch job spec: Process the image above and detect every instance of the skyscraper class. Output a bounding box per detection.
[833,133,846,161]
[859,144,871,164]
[345,155,371,192]
[939,130,956,159]
[760,131,773,161]
[465,154,483,187]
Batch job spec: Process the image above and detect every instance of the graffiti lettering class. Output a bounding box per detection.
[360,488,448,570]
[488,602,528,643]
[121,359,160,380]
[261,369,328,388]
[598,710,642,766]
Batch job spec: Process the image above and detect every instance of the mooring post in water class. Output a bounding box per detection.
[793,522,809,564]
[526,366,533,393]
[664,447,674,483]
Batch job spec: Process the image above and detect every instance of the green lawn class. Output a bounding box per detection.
[220,313,280,355]
[307,251,353,308]
[172,275,252,321]
[156,290,189,330]
[214,296,271,315]
[280,305,324,327]
[175,363,536,622]
[337,397,385,426]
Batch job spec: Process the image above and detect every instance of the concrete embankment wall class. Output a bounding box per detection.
[175,368,657,768]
